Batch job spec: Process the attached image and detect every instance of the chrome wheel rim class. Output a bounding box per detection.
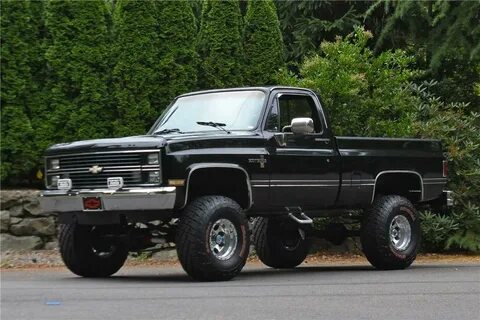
[389,215,411,251]
[209,218,238,260]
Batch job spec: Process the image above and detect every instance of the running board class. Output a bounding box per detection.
[286,207,313,225]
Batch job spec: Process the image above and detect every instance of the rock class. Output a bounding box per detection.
[44,241,59,250]
[152,249,178,261]
[0,190,25,209]
[24,198,47,216]
[0,210,10,232]
[8,205,25,217]
[0,234,43,251]
[10,217,22,225]
[10,217,56,236]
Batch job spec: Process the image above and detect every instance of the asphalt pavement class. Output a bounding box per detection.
[1,262,479,320]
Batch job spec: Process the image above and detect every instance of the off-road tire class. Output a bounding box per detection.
[176,196,250,281]
[253,217,310,268]
[361,195,420,270]
[59,223,128,277]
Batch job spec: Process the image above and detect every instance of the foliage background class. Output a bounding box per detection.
[1,0,479,252]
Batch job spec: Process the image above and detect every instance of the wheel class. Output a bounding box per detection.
[360,195,420,270]
[175,196,250,281]
[58,223,128,277]
[252,217,310,268]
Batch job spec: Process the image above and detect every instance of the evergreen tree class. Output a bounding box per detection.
[44,0,112,142]
[28,0,52,165]
[275,0,366,62]
[112,0,161,136]
[1,0,36,182]
[243,0,285,85]
[155,0,198,110]
[197,0,244,89]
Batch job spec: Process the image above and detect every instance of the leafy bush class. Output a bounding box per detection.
[412,81,480,252]
[277,27,420,137]
[243,0,285,85]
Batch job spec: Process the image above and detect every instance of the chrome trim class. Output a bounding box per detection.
[271,184,339,187]
[44,149,161,158]
[182,163,253,210]
[271,179,339,183]
[276,148,335,153]
[372,170,424,203]
[40,187,176,213]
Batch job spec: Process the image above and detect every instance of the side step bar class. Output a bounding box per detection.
[286,207,313,225]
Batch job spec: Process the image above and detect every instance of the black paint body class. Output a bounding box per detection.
[45,87,446,218]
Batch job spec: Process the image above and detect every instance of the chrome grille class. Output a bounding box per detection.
[46,150,161,189]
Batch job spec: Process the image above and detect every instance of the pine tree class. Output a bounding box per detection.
[197,0,244,89]
[44,0,112,142]
[155,0,198,110]
[243,0,285,85]
[112,0,161,136]
[1,0,36,182]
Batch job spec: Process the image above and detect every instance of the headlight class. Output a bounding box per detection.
[147,153,159,165]
[148,171,160,184]
[49,159,60,170]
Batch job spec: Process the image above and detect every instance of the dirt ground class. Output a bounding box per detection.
[1,249,478,271]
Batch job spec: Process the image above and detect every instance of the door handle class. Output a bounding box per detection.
[314,138,330,143]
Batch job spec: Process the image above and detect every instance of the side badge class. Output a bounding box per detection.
[248,155,267,168]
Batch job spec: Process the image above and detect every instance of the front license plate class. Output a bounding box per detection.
[83,197,103,211]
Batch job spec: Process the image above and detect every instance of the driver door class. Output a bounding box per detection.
[265,92,340,209]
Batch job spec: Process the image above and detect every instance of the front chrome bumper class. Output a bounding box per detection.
[40,187,176,213]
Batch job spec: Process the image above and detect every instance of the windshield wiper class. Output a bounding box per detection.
[153,128,182,135]
[197,121,231,134]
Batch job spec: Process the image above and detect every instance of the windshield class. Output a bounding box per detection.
[152,90,266,133]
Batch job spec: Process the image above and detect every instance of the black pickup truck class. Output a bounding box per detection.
[41,87,452,281]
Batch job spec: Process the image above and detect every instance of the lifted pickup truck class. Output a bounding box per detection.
[41,87,452,281]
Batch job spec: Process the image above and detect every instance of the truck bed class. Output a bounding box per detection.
[335,136,446,206]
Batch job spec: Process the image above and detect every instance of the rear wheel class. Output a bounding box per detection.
[253,217,310,268]
[361,195,420,270]
[176,196,250,281]
[59,223,128,277]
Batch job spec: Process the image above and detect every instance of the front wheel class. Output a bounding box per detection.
[59,223,128,277]
[361,195,420,270]
[175,196,250,281]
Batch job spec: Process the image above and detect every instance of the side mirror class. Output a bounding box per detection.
[290,117,314,135]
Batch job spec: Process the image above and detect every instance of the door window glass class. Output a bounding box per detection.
[278,95,322,133]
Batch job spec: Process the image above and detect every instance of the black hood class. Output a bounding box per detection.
[45,135,167,156]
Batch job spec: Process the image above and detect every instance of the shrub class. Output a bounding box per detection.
[1,0,36,183]
[45,0,113,142]
[243,0,285,85]
[197,0,244,89]
[412,81,480,252]
[277,27,420,137]
[155,0,198,109]
[112,0,161,136]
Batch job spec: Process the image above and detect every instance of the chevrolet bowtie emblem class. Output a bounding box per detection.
[88,165,103,174]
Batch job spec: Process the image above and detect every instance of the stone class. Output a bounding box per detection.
[0,190,25,209]
[24,198,48,216]
[0,210,10,232]
[8,205,25,217]
[0,234,43,251]
[10,217,22,225]
[152,249,178,261]
[10,217,56,236]
[44,241,59,250]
